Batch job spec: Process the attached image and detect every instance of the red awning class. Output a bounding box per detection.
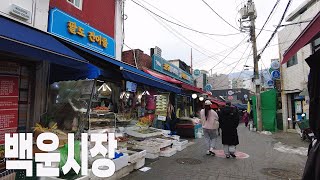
[210,99,226,107]
[143,68,206,93]
[181,83,205,93]
[142,68,182,84]
[282,12,320,64]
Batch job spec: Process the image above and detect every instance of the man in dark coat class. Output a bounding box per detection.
[302,52,320,180]
[219,102,239,158]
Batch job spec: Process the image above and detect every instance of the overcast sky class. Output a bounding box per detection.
[123,0,302,75]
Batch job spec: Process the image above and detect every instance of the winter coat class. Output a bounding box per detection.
[219,106,239,145]
[302,54,320,180]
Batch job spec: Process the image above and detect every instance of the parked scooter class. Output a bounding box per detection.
[295,114,315,141]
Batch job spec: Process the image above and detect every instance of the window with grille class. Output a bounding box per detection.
[67,0,83,10]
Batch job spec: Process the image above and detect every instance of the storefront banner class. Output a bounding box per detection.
[0,75,19,145]
[48,8,115,58]
[152,55,193,84]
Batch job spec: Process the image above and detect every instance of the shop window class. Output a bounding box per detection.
[67,0,83,10]
[287,54,298,67]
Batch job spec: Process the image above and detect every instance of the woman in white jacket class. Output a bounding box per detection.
[200,100,219,156]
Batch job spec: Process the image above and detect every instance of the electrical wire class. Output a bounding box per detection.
[258,0,292,58]
[214,43,251,88]
[137,0,244,53]
[207,35,249,72]
[124,43,138,68]
[235,48,253,83]
[131,0,242,36]
[201,0,240,31]
[135,0,249,72]
[257,0,280,38]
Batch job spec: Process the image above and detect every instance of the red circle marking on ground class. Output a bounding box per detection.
[212,150,250,159]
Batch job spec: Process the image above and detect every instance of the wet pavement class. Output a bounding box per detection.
[122,124,308,180]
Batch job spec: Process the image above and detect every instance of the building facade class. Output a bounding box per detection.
[207,73,230,90]
[122,49,152,69]
[0,0,50,31]
[50,0,123,60]
[168,59,191,74]
[278,0,320,131]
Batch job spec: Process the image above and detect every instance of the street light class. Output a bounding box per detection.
[192,94,197,116]
[199,97,204,101]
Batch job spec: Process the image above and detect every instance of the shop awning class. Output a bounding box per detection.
[0,16,89,69]
[49,63,111,83]
[282,12,320,64]
[181,83,205,93]
[65,44,182,93]
[210,99,226,107]
[142,68,205,93]
[142,68,182,84]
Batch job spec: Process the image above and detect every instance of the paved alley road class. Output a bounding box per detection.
[122,125,307,180]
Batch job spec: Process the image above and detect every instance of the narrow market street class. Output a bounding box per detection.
[122,125,307,180]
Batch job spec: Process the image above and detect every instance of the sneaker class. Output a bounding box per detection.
[209,151,216,156]
[230,153,236,158]
[206,151,211,155]
[226,155,230,158]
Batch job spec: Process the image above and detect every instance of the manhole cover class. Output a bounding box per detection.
[176,158,202,165]
[260,168,301,179]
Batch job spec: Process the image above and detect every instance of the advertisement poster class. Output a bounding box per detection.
[0,75,19,144]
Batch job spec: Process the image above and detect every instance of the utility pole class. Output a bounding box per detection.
[240,0,262,131]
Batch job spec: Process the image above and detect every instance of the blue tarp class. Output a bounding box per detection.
[0,16,88,69]
[49,63,110,83]
[234,103,248,110]
[68,44,182,93]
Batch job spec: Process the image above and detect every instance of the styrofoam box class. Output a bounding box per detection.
[173,139,188,146]
[133,157,145,170]
[120,148,147,163]
[135,145,160,154]
[113,153,129,171]
[160,147,177,157]
[145,152,160,159]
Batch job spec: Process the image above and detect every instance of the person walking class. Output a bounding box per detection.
[219,102,240,158]
[242,110,249,127]
[200,100,219,156]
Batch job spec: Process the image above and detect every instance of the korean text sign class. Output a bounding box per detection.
[152,55,193,84]
[5,133,118,178]
[48,8,115,58]
[0,75,19,145]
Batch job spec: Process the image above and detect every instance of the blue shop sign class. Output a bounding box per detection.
[204,84,212,91]
[271,70,281,79]
[48,8,115,58]
[152,55,193,84]
[267,80,274,87]
[194,69,201,76]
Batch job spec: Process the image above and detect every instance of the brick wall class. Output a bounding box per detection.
[122,49,152,69]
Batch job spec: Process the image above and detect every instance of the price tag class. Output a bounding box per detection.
[158,115,166,121]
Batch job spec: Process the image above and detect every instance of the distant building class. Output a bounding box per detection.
[194,70,209,89]
[231,78,244,89]
[122,49,152,69]
[207,73,229,90]
[168,59,191,74]
[211,88,252,104]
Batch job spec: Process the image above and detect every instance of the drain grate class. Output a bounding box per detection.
[176,158,202,165]
[260,168,301,179]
